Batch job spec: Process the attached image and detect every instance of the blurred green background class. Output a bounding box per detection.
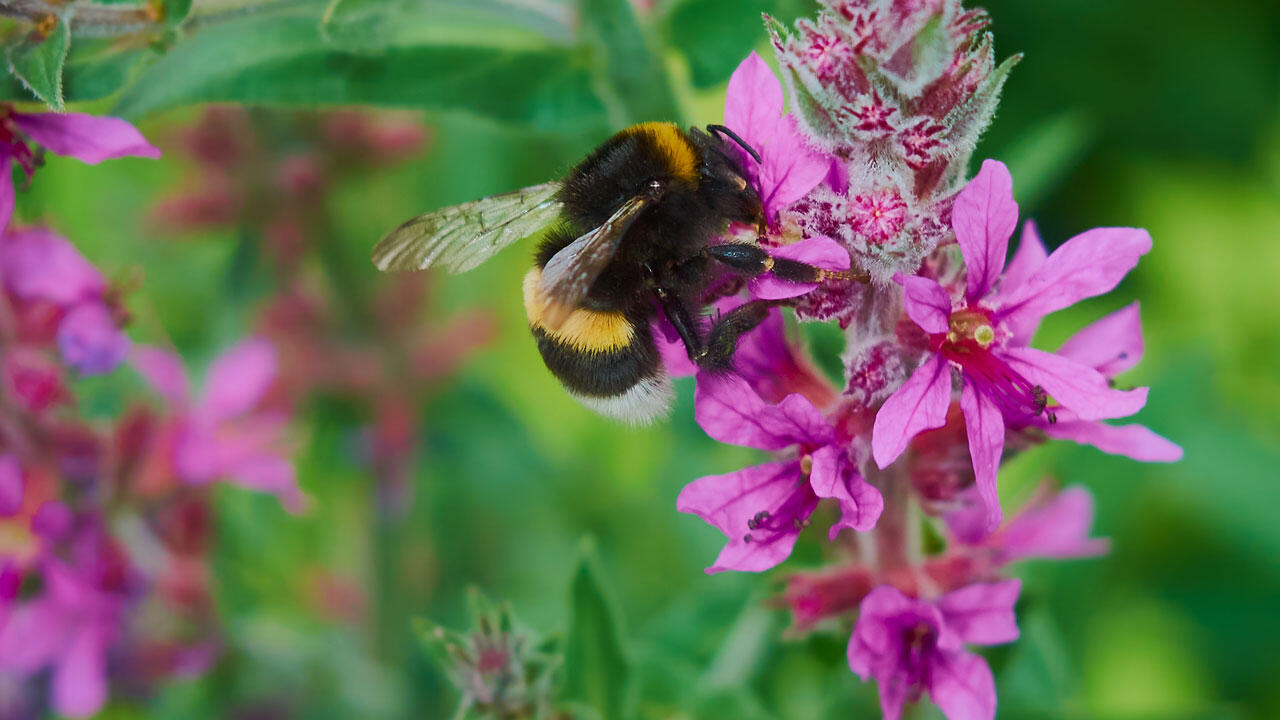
[9,0,1280,717]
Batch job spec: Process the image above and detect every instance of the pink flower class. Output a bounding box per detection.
[848,581,1021,720]
[678,373,882,573]
[946,484,1110,562]
[723,52,831,223]
[0,454,22,516]
[1031,300,1182,462]
[749,235,852,300]
[872,159,1152,531]
[0,226,131,375]
[0,523,132,719]
[132,338,305,512]
[0,105,160,231]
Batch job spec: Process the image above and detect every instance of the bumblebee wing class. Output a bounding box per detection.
[371,181,563,273]
[536,192,654,330]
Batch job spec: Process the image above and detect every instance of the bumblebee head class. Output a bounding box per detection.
[693,125,766,232]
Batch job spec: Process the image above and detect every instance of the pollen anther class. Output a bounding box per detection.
[973,324,995,347]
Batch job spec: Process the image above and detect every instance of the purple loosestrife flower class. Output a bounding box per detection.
[946,484,1109,561]
[1031,300,1183,462]
[0,522,133,719]
[678,372,881,573]
[872,159,1151,530]
[0,226,131,375]
[0,105,160,231]
[848,581,1021,720]
[132,338,305,512]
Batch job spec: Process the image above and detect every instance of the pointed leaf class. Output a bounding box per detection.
[581,0,679,123]
[6,13,71,110]
[564,541,630,720]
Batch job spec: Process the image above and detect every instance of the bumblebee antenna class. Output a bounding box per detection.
[706,124,762,164]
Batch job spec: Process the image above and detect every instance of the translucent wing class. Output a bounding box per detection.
[536,192,655,330]
[371,181,563,273]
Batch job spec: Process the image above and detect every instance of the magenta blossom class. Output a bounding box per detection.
[849,581,1021,720]
[132,338,305,512]
[0,106,160,231]
[677,373,882,573]
[724,52,831,223]
[1031,299,1182,462]
[0,525,132,719]
[0,226,131,375]
[946,484,1110,563]
[872,159,1152,530]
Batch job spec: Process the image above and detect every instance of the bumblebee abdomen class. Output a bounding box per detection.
[523,268,672,423]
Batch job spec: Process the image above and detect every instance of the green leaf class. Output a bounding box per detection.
[580,0,679,124]
[563,540,629,720]
[5,12,71,109]
[112,5,607,131]
[664,0,769,89]
[162,0,194,28]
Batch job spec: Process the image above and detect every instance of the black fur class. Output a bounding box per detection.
[528,124,841,403]
[531,320,661,397]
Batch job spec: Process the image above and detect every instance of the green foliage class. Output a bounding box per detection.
[564,543,630,719]
[5,11,70,109]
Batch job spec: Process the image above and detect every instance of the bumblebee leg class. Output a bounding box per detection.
[704,243,870,285]
[655,287,705,362]
[699,299,775,373]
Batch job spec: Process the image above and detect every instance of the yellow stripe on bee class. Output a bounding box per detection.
[522,268,634,352]
[624,122,699,183]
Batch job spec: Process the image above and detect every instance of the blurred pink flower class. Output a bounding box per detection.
[0,523,132,719]
[0,226,131,375]
[0,105,160,231]
[723,52,831,223]
[0,454,22,517]
[873,160,1152,531]
[132,338,305,512]
[946,484,1110,563]
[678,372,881,573]
[848,581,1021,720]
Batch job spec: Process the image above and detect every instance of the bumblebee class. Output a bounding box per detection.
[372,122,864,423]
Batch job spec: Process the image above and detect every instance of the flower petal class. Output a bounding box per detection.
[724,52,783,156]
[131,346,190,406]
[0,157,13,232]
[0,227,106,305]
[995,487,1109,562]
[57,303,131,375]
[998,227,1152,330]
[750,236,850,300]
[758,114,831,218]
[954,159,1018,301]
[1042,418,1183,462]
[199,337,277,422]
[13,112,161,164]
[228,454,306,514]
[676,459,812,573]
[999,221,1047,297]
[928,649,997,720]
[872,353,952,468]
[0,597,69,672]
[810,445,883,537]
[895,273,951,334]
[848,585,923,677]
[52,624,110,718]
[937,579,1021,645]
[0,453,22,517]
[652,315,698,377]
[695,373,832,450]
[999,221,1049,345]
[1056,302,1143,378]
[1002,347,1148,420]
[960,380,1005,532]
